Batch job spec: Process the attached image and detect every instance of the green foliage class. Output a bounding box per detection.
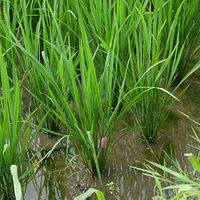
[130,127,200,199]
[1,0,148,182]
[120,0,200,142]
[0,45,45,199]
[72,0,200,143]
[74,188,105,200]
[0,0,200,195]
[155,0,200,83]
[19,31,138,182]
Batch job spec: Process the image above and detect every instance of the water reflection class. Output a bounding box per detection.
[22,147,93,200]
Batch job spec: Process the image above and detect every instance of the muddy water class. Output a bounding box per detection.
[22,74,200,200]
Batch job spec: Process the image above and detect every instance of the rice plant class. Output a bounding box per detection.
[1,0,200,188]
[0,46,46,199]
[73,0,181,142]
[0,0,22,78]
[22,37,135,183]
[115,1,200,142]
[19,9,62,135]
[73,0,149,75]
[0,0,71,135]
[157,0,200,84]
[0,0,81,136]
[9,1,156,182]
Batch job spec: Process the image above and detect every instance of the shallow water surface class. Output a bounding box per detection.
[22,76,200,200]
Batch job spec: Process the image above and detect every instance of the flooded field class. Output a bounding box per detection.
[22,72,200,200]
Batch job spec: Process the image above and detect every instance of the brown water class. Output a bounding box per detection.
[21,74,200,200]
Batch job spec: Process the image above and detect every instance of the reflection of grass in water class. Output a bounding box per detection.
[157,141,174,166]
[188,80,200,119]
[160,110,179,134]
[23,146,90,200]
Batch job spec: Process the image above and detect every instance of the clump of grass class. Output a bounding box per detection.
[130,126,200,199]
[24,37,134,183]
[5,0,71,135]
[0,0,22,78]
[0,46,45,199]
[79,0,180,142]
[12,1,151,182]
[158,0,200,84]
[118,1,200,142]
[1,0,200,188]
